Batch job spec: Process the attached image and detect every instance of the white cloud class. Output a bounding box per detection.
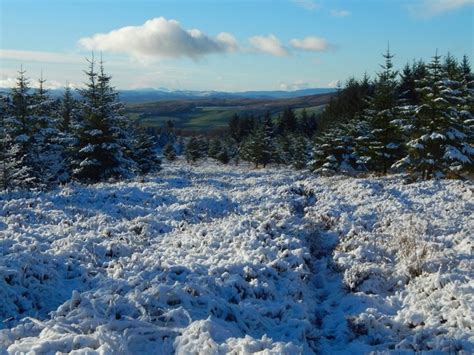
[0,75,67,89]
[410,0,474,17]
[330,9,351,18]
[293,0,320,11]
[327,80,340,88]
[0,49,84,65]
[78,17,237,60]
[290,36,330,52]
[249,34,288,56]
[279,80,310,91]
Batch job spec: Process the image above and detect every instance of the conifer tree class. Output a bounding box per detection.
[0,93,31,189]
[241,118,276,168]
[397,52,472,178]
[163,142,177,161]
[208,138,223,159]
[2,68,38,187]
[185,136,202,163]
[59,85,77,132]
[30,73,67,185]
[309,123,359,174]
[132,128,160,174]
[291,134,310,169]
[357,48,404,174]
[277,107,297,135]
[72,56,133,182]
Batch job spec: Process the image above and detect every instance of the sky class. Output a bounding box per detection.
[0,0,473,91]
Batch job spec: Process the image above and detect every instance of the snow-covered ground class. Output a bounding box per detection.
[0,161,472,354]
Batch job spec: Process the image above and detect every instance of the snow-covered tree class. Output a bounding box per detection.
[30,74,68,186]
[163,142,177,161]
[396,52,473,178]
[0,93,34,189]
[131,128,160,175]
[241,115,276,168]
[72,57,135,182]
[308,123,359,174]
[1,68,38,188]
[357,49,404,174]
[185,136,202,163]
[208,139,223,160]
[290,134,310,170]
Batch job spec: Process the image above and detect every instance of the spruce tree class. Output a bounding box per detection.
[241,120,276,168]
[30,74,66,186]
[72,56,133,182]
[132,128,161,174]
[185,136,201,163]
[291,135,310,169]
[0,93,32,189]
[357,48,404,174]
[208,138,223,159]
[3,68,38,188]
[397,52,472,178]
[163,142,177,161]
[309,123,359,174]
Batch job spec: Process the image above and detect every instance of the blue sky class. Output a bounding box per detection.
[0,0,473,91]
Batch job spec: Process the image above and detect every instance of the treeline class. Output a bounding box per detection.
[313,51,473,178]
[163,50,473,179]
[0,57,160,190]
[160,107,318,170]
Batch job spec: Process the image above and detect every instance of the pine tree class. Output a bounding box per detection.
[0,93,31,189]
[163,142,177,161]
[132,128,161,174]
[216,144,230,164]
[241,119,276,168]
[30,73,67,186]
[72,56,134,182]
[2,68,38,188]
[309,123,359,174]
[397,52,472,178]
[277,107,297,135]
[291,134,310,169]
[298,108,318,137]
[208,138,223,159]
[358,48,404,174]
[185,136,202,163]
[59,84,77,132]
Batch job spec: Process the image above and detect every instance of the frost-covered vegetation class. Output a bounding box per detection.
[1,161,472,354]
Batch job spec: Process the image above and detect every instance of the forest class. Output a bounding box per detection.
[1,50,473,191]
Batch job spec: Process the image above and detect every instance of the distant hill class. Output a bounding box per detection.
[126,92,335,131]
[0,87,335,102]
[118,88,336,103]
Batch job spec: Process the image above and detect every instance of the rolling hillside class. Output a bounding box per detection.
[126,93,334,130]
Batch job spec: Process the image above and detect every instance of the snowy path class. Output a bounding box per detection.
[0,162,473,354]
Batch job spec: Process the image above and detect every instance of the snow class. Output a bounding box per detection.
[0,161,473,354]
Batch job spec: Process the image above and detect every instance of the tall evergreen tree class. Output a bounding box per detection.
[277,107,297,134]
[241,119,276,168]
[185,136,202,163]
[2,68,38,188]
[397,52,472,178]
[72,56,134,182]
[357,48,404,174]
[163,142,177,161]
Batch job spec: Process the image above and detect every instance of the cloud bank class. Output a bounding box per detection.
[249,34,288,56]
[78,17,333,59]
[79,17,238,60]
[290,36,330,52]
[411,0,474,17]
